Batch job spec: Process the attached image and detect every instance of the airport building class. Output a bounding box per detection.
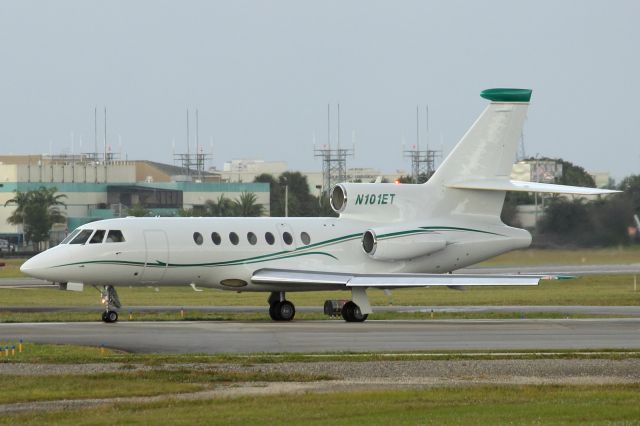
[0,155,269,245]
[218,159,408,189]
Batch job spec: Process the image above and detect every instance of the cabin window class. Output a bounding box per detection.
[193,232,203,245]
[229,232,239,245]
[300,232,311,245]
[106,230,125,243]
[265,232,275,245]
[70,229,93,245]
[61,229,81,244]
[282,231,293,245]
[247,232,257,245]
[211,232,221,245]
[89,230,106,244]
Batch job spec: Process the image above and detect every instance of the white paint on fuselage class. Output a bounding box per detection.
[21,215,531,291]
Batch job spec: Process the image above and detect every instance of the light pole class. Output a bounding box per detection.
[282,177,288,217]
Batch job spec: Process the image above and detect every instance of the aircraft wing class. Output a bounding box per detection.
[251,268,541,288]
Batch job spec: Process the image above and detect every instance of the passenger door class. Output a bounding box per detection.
[141,230,169,283]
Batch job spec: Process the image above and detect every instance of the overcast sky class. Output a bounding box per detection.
[0,1,638,180]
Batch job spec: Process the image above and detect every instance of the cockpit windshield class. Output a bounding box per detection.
[69,229,93,245]
[89,230,106,244]
[62,229,125,245]
[61,229,81,244]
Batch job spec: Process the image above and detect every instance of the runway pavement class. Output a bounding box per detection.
[2,305,639,316]
[0,318,638,353]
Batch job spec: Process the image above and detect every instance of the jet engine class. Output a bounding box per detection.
[361,227,446,261]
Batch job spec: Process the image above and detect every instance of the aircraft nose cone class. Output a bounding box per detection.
[20,258,33,274]
[20,256,44,278]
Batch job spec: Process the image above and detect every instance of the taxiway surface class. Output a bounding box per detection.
[1,319,638,353]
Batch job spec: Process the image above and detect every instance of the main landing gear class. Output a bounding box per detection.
[324,300,369,322]
[341,301,368,322]
[323,287,372,322]
[268,292,296,321]
[95,285,121,323]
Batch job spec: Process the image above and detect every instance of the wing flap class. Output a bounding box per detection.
[347,273,540,287]
[251,268,540,288]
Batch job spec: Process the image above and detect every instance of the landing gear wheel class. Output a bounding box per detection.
[268,301,295,321]
[102,310,118,323]
[269,302,281,321]
[96,285,122,323]
[341,301,368,323]
[277,301,295,321]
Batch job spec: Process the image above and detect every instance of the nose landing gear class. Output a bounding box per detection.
[95,285,122,323]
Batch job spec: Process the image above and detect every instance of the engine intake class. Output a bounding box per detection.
[329,184,347,213]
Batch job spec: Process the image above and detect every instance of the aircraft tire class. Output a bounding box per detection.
[269,302,282,321]
[103,310,118,323]
[278,301,295,321]
[341,302,368,323]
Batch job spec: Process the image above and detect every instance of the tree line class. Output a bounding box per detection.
[501,159,640,247]
[7,162,640,249]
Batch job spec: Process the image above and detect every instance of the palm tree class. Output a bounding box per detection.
[4,187,67,250]
[205,194,237,217]
[233,192,264,217]
[4,191,30,227]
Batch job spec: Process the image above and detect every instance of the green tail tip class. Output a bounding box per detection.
[481,88,532,103]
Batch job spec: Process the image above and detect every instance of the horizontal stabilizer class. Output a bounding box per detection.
[252,268,541,289]
[448,179,620,195]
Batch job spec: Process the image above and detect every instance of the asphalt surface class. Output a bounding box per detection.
[0,319,638,353]
[2,305,640,316]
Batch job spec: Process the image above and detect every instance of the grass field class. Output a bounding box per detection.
[2,384,638,425]
[481,246,640,266]
[1,274,639,308]
[0,369,328,405]
[0,344,638,424]
[0,258,26,278]
[2,342,639,366]
[2,248,640,310]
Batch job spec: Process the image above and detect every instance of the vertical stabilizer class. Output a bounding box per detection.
[426,88,531,218]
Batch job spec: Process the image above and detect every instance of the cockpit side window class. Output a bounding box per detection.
[106,230,125,243]
[61,229,81,244]
[89,230,106,244]
[69,229,93,245]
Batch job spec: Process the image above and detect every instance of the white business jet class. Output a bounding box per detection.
[20,88,617,323]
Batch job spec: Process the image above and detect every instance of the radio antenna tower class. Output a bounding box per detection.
[314,103,354,194]
[403,105,441,183]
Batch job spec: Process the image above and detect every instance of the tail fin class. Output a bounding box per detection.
[426,88,531,218]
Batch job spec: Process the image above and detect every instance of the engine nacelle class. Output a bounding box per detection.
[361,227,446,261]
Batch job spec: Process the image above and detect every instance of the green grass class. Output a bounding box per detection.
[3,384,639,425]
[484,246,640,266]
[2,274,639,307]
[0,369,329,404]
[0,258,27,278]
[3,343,639,365]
